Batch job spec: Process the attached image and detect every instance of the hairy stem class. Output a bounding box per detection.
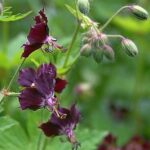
[7,58,26,90]
[100,6,129,31]
[106,34,124,39]
[0,58,26,105]
[63,22,80,68]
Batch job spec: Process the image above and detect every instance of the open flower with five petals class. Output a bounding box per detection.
[18,63,67,117]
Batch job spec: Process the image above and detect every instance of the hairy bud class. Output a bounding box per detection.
[121,38,138,57]
[80,44,92,57]
[77,0,90,15]
[0,1,3,15]
[128,5,149,20]
[99,33,108,44]
[93,47,103,63]
[103,45,115,61]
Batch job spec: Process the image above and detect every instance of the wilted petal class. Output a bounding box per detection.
[37,63,56,78]
[18,68,36,87]
[40,121,60,137]
[22,43,42,58]
[19,88,45,110]
[55,78,67,93]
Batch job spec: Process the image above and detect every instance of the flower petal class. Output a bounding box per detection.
[40,121,60,137]
[35,73,55,96]
[19,88,45,110]
[70,104,80,124]
[34,9,48,24]
[37,63,56,78]
[54,78,67,93]
[27,23,48,44]
[18,68,36,87]
[22,43,42,58]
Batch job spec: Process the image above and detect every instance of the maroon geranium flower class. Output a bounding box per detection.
[40,104,80,149]
[97,133,119,150]
[22,9,64,58]
[18,63,67,117]
[122,135,150,150]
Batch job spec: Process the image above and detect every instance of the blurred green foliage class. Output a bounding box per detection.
[0,0,150,149]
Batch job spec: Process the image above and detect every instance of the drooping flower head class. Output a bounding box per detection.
[22,9,64,58]
[40,104,80,148]
[18,63,67,118]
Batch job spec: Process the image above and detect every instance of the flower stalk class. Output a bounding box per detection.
[100,6,129,31]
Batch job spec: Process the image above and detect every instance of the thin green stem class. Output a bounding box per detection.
[63,22,80,68]
[7,58,26,90]
[106,34,124,39]
[2,22,9,52]
[100,6,129,31]
[37,109,48,150]
[0,58,26,105]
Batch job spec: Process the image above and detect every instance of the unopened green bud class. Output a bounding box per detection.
[103,45,115,61]
[80,44,92,57]
[121,38,138,57]
[77,0,90,15]
[93,47,103,63]
[0,1,3,15]
[128,5,149,20]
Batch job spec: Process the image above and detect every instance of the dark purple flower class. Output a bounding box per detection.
[40,104,80,146]
[97,133,118,150]
[18,63,67,116]
[22,9,63,58]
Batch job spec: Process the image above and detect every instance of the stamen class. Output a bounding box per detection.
[53,106,67,119]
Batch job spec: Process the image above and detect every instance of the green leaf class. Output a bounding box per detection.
[46,128,107,150]
[0,116,29,150]
[0,7,32,22]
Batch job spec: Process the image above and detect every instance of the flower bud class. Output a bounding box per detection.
[121,38,138,57]
[99,33,109,44]
[128,5,149,20]
[93,47,104,63]
[80,44,92,57]
[103,45,115,61]
[0,1,3,15]
[77,0,90,15]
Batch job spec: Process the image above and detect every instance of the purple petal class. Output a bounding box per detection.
[50,107,73,127]
[35,73,55,96]
[70,104,80,124]
[27,23,48,44]
[22,43,42,58]
[34,9,48,24]
[19,88,45,110]
[54,78,67,93]
[18,68,36,87]
[37,63,56,78]
[40,121,60,137]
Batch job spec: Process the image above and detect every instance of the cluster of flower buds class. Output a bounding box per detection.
[79,4,149,62]
[80,28,115,63]
[97,133,150,150]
